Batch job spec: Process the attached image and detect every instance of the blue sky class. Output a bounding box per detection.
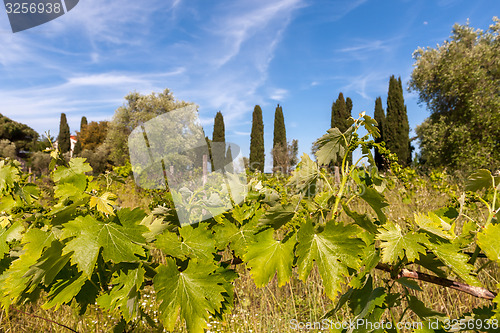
[1,0,498,171]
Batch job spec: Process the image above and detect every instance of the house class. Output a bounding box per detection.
[54,135,78,157]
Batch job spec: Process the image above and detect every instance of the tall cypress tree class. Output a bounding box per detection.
[373,97,386,170]
[331,93,353,165]
[346,97,353,116]
[385,75,410,166]
[331,92,351,133]
[273,104,287,171]
[212,111,226,171]
[80,116,88,132]
[249,105,264,173]
[73,116,88,156]
[58,113,71,154]
[225,145,234,174]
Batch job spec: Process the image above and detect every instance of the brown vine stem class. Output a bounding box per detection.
[221,257,497,300]
[9,306,78,332]
[376,263,497,300]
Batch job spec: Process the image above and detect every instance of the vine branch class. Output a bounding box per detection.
[376,263,497,300]
[9,306,78,332]
[223,257,497,300]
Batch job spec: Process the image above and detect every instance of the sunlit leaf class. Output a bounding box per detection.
[244,230,295,287]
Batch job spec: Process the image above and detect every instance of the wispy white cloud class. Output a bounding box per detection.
[65,70,185,87]
[340,40,392,53]
[269,88,288,101]
[0,32,33,67]
[233,131,251,136]
[51,0,171,44]
[0,70,186,134]
[208,0,305,68]
[1,0,305,166]
[165,0,305,131]
[304,0,368,23]
[341,72,389,100]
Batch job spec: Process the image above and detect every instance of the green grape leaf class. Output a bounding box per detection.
[343,203,378,234]
[433,206,459,223]
[455,220,476,248]
[314,127,350,166]
[414,253,447,278]
[466,169,493,192]
[15,183,39,205]
[296,220,363,299]
[358,187,388,223]
[231,202,262,226]
[42,273,87,311]
[258,204,297,230]
[361,144,377,169]
[140,215,170,242]
[53,158,92,183]
[415,213,454,240]
[349,276,386,319]
[377,222,427,263]
[288,154,320,195]
[0,161,20,193]
[0,195,17,215]
[153,258,231,333]
[97,267,145,321]
[24,241,72,291]
[0,221,23,256]
[477,223,500,263]
[214,217,258,257]
[0,229,55,307]
[74,278,100,315]
[54,181,87,202]
[50,197,90,226]
[426,241,480,286]
[408,295,446,320]
[90,192,117,216]
[396,277,422,291]
[361,114,380,139]
[350,239,380,289]
[117,207,147,226]
[156,223,215,261]
[243,230,295,287]
[61,215,147,277]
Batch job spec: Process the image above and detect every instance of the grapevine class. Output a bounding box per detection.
[0,113,499,332]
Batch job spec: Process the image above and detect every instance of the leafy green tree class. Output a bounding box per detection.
[0,113,38,155]
[30,151,51,174]
[73,139,82,156]
[105,89,190,166]
[35,133,55,152]
[272,139,299,174]
[273,104,287,172]
[385,76,410,166]
[249,105,264,173]
[57,113,71,154]
[0,140,17,159]
[410,18,500,171]
[79,121,109,152]
[212,112,226,171]
[81,144,112,174]
[373,97,386,170]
